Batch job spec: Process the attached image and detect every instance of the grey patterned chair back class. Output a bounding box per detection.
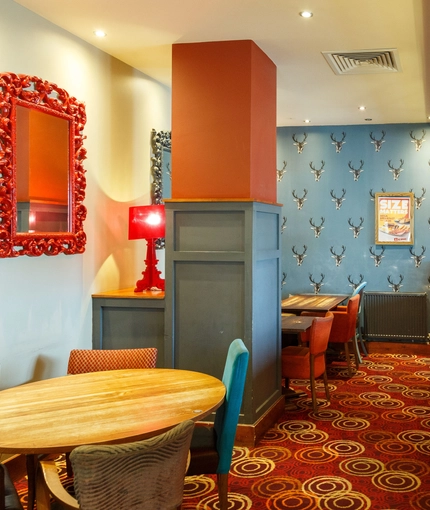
[70,420,194,510]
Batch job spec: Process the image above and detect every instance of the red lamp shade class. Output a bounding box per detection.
[128,205,165,293]
[128,205,165,240]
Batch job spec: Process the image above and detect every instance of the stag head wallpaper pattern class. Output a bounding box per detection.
[277,123,429,298]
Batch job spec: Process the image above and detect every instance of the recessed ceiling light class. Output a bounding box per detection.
[359,106,366,111]
[299,11,313,18]
[365,118,373,122]
[94,30,107,37]
[304,119,311,123]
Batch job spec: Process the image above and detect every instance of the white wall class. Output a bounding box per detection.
[0,0,171,388]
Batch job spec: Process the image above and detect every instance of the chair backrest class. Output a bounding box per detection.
[0,464,23,510]
[309,312,333,355]
[67,348,158,374]
[70,420,195,510]
[346,294,360,338]
[213,339,249,475]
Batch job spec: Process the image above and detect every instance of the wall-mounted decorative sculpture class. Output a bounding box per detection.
[0,73,87,257]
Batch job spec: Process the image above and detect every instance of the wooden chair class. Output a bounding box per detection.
[186,339,249,510]
[282,313,334,413]
[329,294,361,376]
[0,464,23,510]
[36,420,195,510]
[67,347,158,374]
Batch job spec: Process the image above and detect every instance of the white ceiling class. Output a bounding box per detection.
[14,0,430,126]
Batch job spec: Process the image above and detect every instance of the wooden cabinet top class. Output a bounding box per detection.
[92,288,165,300]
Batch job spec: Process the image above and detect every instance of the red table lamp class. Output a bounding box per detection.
[128,205,165,292]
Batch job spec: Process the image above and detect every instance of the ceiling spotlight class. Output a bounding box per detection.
[94,30,107,37]
[365,118,373,122]
[299,11,313,18]
[304,119,311,123]
[359,106,366,111]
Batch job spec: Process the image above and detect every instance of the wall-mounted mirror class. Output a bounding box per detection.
[150,129,171,205]
[0,73,87,257]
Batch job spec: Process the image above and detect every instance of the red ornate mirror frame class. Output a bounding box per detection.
[0,73,87,257]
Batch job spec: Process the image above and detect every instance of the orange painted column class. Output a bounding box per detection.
[171,40,277,203]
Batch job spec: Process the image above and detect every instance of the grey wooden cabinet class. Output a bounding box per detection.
[92,289,165,366]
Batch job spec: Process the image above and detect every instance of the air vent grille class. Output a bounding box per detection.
[322,49,401,75]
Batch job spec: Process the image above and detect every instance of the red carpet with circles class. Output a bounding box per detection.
[15,353,430,509]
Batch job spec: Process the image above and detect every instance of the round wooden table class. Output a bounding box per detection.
[0,368,226,454]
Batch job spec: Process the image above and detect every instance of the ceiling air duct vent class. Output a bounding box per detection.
[322,49,401,75]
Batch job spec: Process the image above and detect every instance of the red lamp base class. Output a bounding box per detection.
[134,238,165,292]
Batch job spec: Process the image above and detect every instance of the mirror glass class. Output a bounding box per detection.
[16,104,70,233]
[0,73,87,257]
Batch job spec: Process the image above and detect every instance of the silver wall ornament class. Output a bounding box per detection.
[330,188,346,209]
[281,217,287,234]
[410,246,426,268]
[292,245,307,266]
[330,245,346,266]
[370,246,385,267]
[309,273,325,294]
[330,132,346,153]
[292,133,308,154]
[348,217,364,238]
[388,274,404,292]
[370,131,386,152]
[309,217,325,238]
[277,161,287,182]
[388,159,404,180]
[410,130,426,151]
[309,160,325,181]
[348,160,364,181]
[292,189,308,210]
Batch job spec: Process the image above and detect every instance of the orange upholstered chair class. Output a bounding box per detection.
[328,294,360,376]
[282,313,333,413]
[67,348,158,374]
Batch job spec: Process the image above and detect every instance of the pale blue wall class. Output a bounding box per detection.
[277,123,430,301]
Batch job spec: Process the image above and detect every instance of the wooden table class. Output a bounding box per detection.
[0,369,225,454]
[281,294,349,315]
[0,368,225,510]
[281,315,315,334]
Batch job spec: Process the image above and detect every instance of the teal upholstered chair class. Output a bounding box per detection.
[186,338,249,510]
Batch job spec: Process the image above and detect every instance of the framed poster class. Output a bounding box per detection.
[375,192,414,245]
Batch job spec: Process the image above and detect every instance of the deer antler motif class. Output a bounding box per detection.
[370,131,386,152]
[309,273,325,294]
[281,216,287,234]
[369,246,385,267]
[292,133,308,154]
[309,217,325,238]
[369,188,386,201]
[348,160,364,181]
[348,217,364,238]
[292,245,307,266]
[281,272,287,288]
[409,246,426,268]
[387,274,404,292]
[330,245,346,267]
[330,188,346,210]
[292,189,308,210]
[309,161,325,182]
[330,132,346,153]
[411,188,426,209]
[388,159,404,181]
[410,130,426,151]
[347,274,364,291]
[277,161,287,182]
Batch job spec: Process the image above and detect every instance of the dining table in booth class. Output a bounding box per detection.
[0,369,225,509]
[281,294,349,315]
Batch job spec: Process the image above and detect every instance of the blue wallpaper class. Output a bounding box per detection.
[277,123,430,300]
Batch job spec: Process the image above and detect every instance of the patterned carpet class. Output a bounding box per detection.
[16,353,430,509]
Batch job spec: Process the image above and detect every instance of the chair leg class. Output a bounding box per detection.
[217,472,229,510]
[344,343,352,377]
[351,337,361,370]
[310,357,318,413]
[323,370,330,402]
